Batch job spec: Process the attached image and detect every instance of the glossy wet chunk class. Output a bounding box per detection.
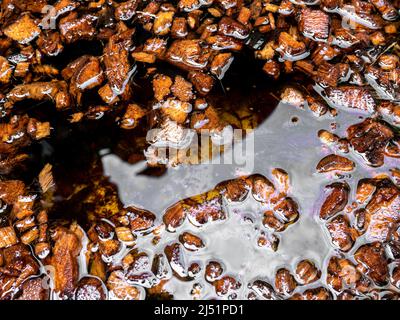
[0,244,40,299]
[275,268,297,296]
[347,118,396,167]
[316,154,355,173]
[49,227,82,299]
[354,242,389,286]
[326,215,356,252]
[75,277,107,300]
[295,260,321,285]
[320,182,349,220]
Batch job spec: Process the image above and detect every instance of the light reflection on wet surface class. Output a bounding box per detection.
[101,97,395,299]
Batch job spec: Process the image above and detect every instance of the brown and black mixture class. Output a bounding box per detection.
[0,0,399,300]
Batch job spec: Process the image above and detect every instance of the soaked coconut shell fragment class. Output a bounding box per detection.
[316,154,355,173]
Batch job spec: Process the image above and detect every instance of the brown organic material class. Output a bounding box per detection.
[50,227,82,299]
[354,242,389,286]
[320,182,349,220]
[0,0,399,302]
[316,154,355,173]
[347,118,395,167]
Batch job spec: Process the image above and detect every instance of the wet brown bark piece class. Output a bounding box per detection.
[59,12,97,43]
[184,190,225,227]
[326,256,369,293]
[295,260,321,285]
[277,32,306,58]
[216,178,250,202]
[356,179,376,203]
[171,17,188,38]
[118,206,156,233]
[2,0,47,13]
[218,16,249,39]
[163,202,186,232]
[324,86,376,113]
[316,154,355,173]
[210,52,233,79]
[153,11,175,36]
[119,104,146,130]
[290,287,332,300]
[171,76,194,102]
[0,56,13,84]
[73,57,104,91]
[315,63,343,88]
[164,242,189,280]
[50,227,82,299]
[275,268,297,296]
[326,215,357,252]
[280,87,305,108]
[0,180,26,205]
[107,270,142,300]
[17,277,49,300]
[370,0,398,20]
[63,55,104,104]
[262,61,280,79]
[354,242,389,286]
[103,26,135,98]
[115,0,141,21]
[213,275,241,298]
[165,39,210,71]
[5,81,71,110]
[347,118,394,167]
[0,227,19,249]
[320,182,349,220]
[179,232,205,251]
[0,244,40,299]
[299,8,330,41]
[3,14,40,44]
[75,277,107,300]
[158,99,192,124]
[188,71,215,96]
[153,74,173,101]
[273,197,299,224]
[363,178,400,242]
[205,261,224,283]
[248,174,275,203]
[248,280,279,300]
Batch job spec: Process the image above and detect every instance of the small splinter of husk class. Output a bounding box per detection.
[39,163,55,193]
[0,226,19,248]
